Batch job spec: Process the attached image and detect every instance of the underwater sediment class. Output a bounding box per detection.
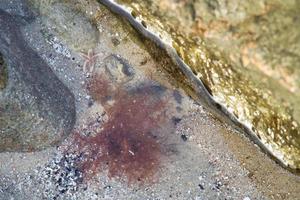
[1,0,300,199]
[98,0,300,172]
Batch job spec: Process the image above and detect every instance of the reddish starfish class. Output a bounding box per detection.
[80,49,102,73]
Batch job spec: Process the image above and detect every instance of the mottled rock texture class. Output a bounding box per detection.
[144,0,300,119]
[0,4,75,152]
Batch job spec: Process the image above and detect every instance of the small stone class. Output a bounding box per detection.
[198,184,204,190]
[181,134,188,141]
[172,117,182,125]
[111,37,121,46]
[103,54,135,83]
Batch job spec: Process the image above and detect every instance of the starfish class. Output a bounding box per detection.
[80,49,102,73]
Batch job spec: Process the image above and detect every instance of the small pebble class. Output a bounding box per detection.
[181,134,188,141]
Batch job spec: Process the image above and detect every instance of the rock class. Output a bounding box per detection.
[0,8,75,152]
[151,0,300,116]
[0,0,35,20]
[103,54,135,84]
[181,134,188,142]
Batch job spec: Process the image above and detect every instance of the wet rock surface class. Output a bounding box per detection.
[0,6,75,151]
[139,0,300,131]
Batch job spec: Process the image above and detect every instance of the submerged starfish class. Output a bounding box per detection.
[80,49,102,73]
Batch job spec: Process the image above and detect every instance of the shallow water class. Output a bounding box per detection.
[1,0,300,199]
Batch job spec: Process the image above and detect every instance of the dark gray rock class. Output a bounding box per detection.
[0,0,35,20]
[0,9,75,152]
[103,54,135,83]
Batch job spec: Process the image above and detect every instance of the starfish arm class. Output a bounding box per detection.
[83,61,89,72]
[93,53,103,58]
[80,53,90,60]
[89,63,95,73]
[87,49,94,57]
